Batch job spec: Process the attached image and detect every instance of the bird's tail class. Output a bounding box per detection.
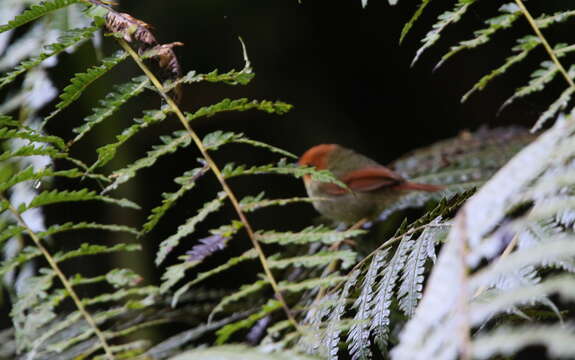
[398,181,444,192]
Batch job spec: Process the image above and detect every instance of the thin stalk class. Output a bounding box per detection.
[515,0,575,90]
[117,39,301,332]
[1,193,115,360]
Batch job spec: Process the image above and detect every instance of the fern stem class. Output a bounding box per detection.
[514,0,575,91]
[0,193,115,360]
[116,39,302,333]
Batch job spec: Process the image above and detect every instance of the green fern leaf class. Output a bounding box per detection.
[532,77,575,132]
[186,98,292,124]
[0,247,41,277]
[193,69,255,86]
[400,0,432,44]
[215,300,282,345]
[89,108,169,171]
[0,225,25,246]
[0,126,66,150]
[462,35,540,102]
[103,131,192,194]
[269,250,357,270]
[210,279,269,321]
[436,4,521,70]
[155,192,227,265]
[54,243,141,263]
[280,275,347,293]
[412,0,478,66]
[45,50,128,122]
[500,43,573,112]
[38,221,139,238]
[240,192,314,212]
[169,249,256,306]
[168,344,320,360]
[142,163,210,235]
[0,0,81,33]
[0,26,99,89]
[256,225,365,245]
[0,143,63,162]
[70,76,149,146]
[21,189,139,211]
[0,167,83,192]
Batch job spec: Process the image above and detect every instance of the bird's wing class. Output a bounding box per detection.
[321,166,404,195]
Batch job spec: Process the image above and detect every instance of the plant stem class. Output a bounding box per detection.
[1,193,115,360]
[117,39,301,332]
[515,0,575,90]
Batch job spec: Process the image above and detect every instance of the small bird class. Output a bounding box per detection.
[299,144,444,224]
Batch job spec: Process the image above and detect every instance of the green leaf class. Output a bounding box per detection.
[0,167,82,193]
[70,76,149,146]
[436,4,521,70]
[0,26,99,89]
[155,192,227,265]
[169,344,321,360]
[103,131,192,194]
[215,300,281,345]
[141,164,209,235]
[54,243,141,263]
[21,189,140,211]
[412,0,478,66]
[0,126,66,150]
[89,108,169,170]
[0,0,81,33]
[45,50,128,122]
[37,221,139,238]
[256,225,365,245]
[186,98,292,125]
[400,0,432,44]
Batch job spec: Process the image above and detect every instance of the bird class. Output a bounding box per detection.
[298,144,444,224]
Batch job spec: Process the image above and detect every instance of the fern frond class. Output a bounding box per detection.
[209,279,268,321]
[0,126,66,150]
[0,25,99,89]
[215,299,282,345]
[436,4,521,70]
[155,192,227,265]
[187,98,291,124]
[400,0,431,44]
[0,143,63,162]
[0,167,81,192]
[141,163,210,235]
[103,130,191,194]
[347,250,388,360]
[169,249,256,305]
[471,324,575,359]
[70,76,149,146]
[0,0,81,34]
[412,0,478,66]
[269,250,357,270]
[532,74,575,132]
[22,189,139,211]
[321,270,360,360]
[371,235,414,349]
[256,225,365,245]
[38,221,138,238]
[45,50,128,122]
[89,108,169,171]
[461,35,540,103]
[240,192,315,213]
